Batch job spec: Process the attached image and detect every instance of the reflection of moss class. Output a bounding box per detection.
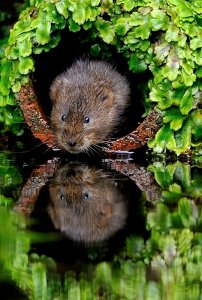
[148,162,202,230]
[0,152,23,206]
[0,1,202,153]
[144,162,202,299]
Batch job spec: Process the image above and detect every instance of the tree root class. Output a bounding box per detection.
[16,81,162,153]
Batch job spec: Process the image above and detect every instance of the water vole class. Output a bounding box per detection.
[50,59,130,153]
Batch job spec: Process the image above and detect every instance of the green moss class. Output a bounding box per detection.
[0,0,202,154]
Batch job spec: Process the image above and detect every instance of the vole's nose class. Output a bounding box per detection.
[68,140,76,147]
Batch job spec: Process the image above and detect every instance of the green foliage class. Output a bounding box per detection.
[0,106,24,135]
[0,1,27,135]
[0,0,202,153]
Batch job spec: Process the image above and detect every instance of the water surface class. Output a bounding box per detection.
[1,142,202,300]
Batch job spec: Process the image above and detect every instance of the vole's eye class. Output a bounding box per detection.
[84,117,90,123]
[61,114,66,121]
[100,93,108,101]
[60,193,64,200]
[83,193,89,200]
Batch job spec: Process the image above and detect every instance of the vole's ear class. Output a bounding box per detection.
[49,76,69,102]
[49,77,61,102]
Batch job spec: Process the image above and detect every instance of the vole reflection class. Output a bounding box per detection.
[48,162,127,244]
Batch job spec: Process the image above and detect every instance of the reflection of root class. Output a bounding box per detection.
[14,159,59,215]
[105,160,162,202]
[15,157,161,218]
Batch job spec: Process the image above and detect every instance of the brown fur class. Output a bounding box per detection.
[50,59,130,153]
[48,163,127,243]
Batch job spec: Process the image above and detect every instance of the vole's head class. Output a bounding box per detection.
[50,60,130,153]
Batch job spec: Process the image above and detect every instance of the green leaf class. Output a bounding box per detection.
[164,108,185,131]
[96,18,115,44]
[178,198,196,228]
[133,25,150,39]
[149,86,172,109]
[147,203,170,231]
[149,163,175,188]
[0,94,14,106]
[46,3,65,24]
[124,31,139,45]
[72,5,86,25]
[175,119,192,152]
[194,49,202,66]
[18,57,34,75]
[180,59,194,75]
[190,38,202,50]
[5,46,19,60]
[139,40,150,51]
[191,110,202,142]
[33,47,43,55]
[164,49,180,81]
[85,7,100,21]
[191,109,202,127]
[10,20,32,43]
[180,88,193,115]
[68,18,81,32]
[158,80,172,91]
[49,31,61,49]
[83,21,92,30]
[90,44,101,57]
[65,0,77,12]
[12,82,21,93]
[0,59,11,96]
[129,12,146,26]
[56,2,69,18]
[181,69,196,86]
[178,3,193,18]
[168,0,193,19]
[123,0,136,11]
[158,95,173,110]
[174,163,191,190]
[36,17,51,45]
[162,65,179,81]
[150,9,168,31]
[91,0,100,6]
[115,17,130,36]
[154,42,170,63]
[128,54,147,73]
[162,183,182,203]
[18,39,32,57]
[196,67,202,78]
[155,124,175,150]
[165,24,179,42]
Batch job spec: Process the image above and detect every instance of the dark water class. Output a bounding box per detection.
[1,140,202,300]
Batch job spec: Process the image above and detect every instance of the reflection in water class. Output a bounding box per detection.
[2,150,202,300]
[48,162,128,243]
